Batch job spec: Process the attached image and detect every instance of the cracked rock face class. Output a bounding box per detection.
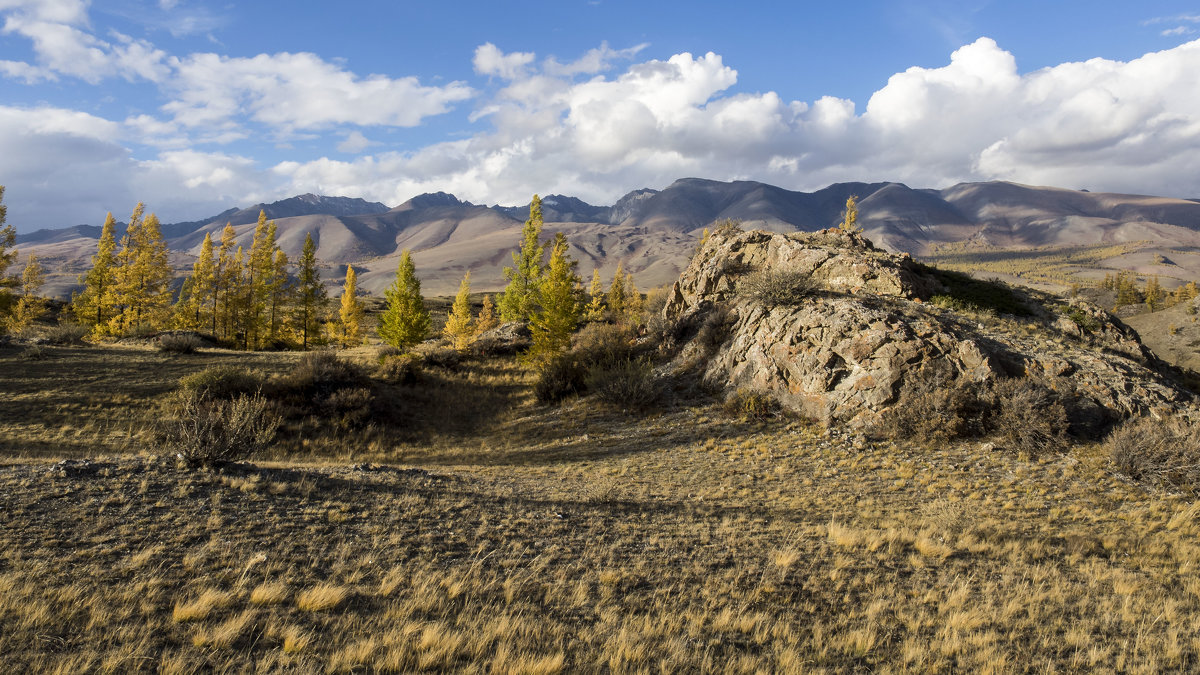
[664,228,1195,429]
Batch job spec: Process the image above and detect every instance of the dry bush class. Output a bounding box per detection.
[43,323,89,345]
[158,334,203,354]
[987,377,1069,456]
[20,345,48,360]
[737,268,815,307]
[323,387,374,432]
[585,358,661,410]
[179,366,262,401]
[274,351,370,401]
[418,346,463,370]
[376,345,402,362]
[880,369,989,446]
[1107,415,1200,494]
[158,391,280,468]
[534,354,587,404]
[881,370,1071,454]
[572,323,636,368]
[724,388,783,421]
[375,354,421,385]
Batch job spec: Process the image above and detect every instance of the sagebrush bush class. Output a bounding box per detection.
[880,369,988,446]
[179,366,262,401]
[44,323,89,345]
[880,369,1071,455]
[572,323,636,368]
[160,391,280,468]
[534,354,587,403]
[158,334,203,354]
[1107,415,1200,494]
[987,378,1068,457]
[375,354,421,385]
[418,346,462,370]
[274,352,370,400]
[585,358,661,410]
[322,387,373,431]
[724,388,783,421]
[737,268,815,307]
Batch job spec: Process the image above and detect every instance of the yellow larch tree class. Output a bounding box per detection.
[443,271,474,350]
[72,211,119,332]
[337,264,364,347]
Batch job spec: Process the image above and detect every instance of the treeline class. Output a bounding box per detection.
[1101,271,1199,311]
[18,192,645,356]
[64,204,353,349]
[377,194,646,358]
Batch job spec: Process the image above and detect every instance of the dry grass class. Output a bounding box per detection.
[1,341,1199,671]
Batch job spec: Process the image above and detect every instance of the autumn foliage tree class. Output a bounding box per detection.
[443,271,475,350]
[337,264,364,346]
[72,212,119,332]
[10,253,45,331]
[110,205,173,335]
[529,233,582,359]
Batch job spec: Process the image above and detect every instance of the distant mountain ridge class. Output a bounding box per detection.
[17,178,1200,298]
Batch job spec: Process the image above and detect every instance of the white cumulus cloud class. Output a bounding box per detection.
[163,51,474,134]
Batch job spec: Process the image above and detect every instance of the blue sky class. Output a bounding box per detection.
[2,0,1199,231]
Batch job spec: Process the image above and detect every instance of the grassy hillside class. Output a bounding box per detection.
[2,339,1198,672]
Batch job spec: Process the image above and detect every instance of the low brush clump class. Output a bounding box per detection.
[737,267,816,307]
[724,388,784,422]
[158,333,204,354]
[179,366,263,400]
[158,391,280,467]
[534,323,645,404]
[584,357,661,410]
[1107,415,1200,495]
[879,368,1069,456]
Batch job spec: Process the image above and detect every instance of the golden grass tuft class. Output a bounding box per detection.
[172,589,236,623]
[296,583,351,612]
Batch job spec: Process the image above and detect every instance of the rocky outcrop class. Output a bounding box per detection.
[663,227,1196,430]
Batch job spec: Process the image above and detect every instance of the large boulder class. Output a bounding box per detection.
[664,227,1195,429]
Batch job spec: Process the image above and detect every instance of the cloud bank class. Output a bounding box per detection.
[2,0,1200,230]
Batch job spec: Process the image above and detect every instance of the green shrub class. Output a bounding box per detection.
[159,391,280,468]
[179,366,261,400]
[585,358,661,410]
[737,268,815,307]
[924,267,1031,316]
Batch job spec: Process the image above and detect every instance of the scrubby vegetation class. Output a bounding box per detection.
[4,214,1200,671]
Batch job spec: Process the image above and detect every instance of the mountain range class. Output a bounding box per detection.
[17,178,1200,298]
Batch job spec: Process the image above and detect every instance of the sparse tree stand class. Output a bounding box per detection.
[293,233,329,350]
[0,185,20,331]
[443,271,474,350]
[72,212,119,333]
[529,233,583,359]
[109,204,173,336]
[337,264,365,347]
[498,195,546,323]
[378,249,430,351]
